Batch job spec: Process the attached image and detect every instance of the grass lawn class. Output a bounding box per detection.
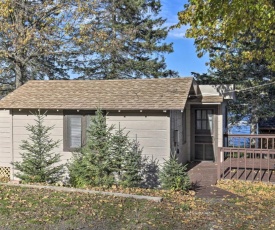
[0,181,274,229]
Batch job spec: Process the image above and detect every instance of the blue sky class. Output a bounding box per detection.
[161,0,209,77]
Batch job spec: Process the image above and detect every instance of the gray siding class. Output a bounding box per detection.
[170,110,188,164]
[185,103,191,162]
[106,111,170,165]
[11,110,71,180]
[2,109,171,179]
[1,105,226,179]
[0,110,12,170]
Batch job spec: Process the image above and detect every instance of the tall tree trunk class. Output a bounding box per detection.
[15,63,23,88]
[250,119,258,135]
[110,0,117,79]
[250,108,259,148]
[250,106,259,135]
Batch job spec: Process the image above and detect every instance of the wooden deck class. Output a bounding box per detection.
[218,134,275,183]
[219,158,275,182]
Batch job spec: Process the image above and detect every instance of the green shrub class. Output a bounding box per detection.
[12,111,64,184]
[159,154,190,191]
[68,109,144,188]
[68,109,115,188]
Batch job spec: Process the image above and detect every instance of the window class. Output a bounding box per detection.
[63,112,94,151]
[195,109,213,132]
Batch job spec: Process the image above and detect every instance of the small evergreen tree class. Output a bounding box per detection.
[68,109,115,187]
[68,109,145,188]
[12,112,64,183]
[110,124,129,180]
[119,140,143,188]
[112,126,143,187]
[140,157,160,188]
[159,154,190,191]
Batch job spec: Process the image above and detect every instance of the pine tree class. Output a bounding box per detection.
[159,153,190,191]
[112,127,143,188]
[68,109,146,188]
[110,124,129,182]
[12,112,64,183]
[68,109,115,187]
[74,0,178,79]
[120,140,144,188]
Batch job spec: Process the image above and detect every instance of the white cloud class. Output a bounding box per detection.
[160,0,188,39]
[168,27,188,39]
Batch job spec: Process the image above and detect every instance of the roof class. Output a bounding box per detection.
[198,85,235,102]
[201,96,224,103]
[0,78,194,110]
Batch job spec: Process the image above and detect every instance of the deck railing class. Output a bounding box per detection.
[217,134,275,182]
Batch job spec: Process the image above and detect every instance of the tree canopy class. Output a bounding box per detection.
[177,0,275,129]
[74,0,177,79]
[0,0,176,95]
[177,0,275,71]
[0,0,75,89]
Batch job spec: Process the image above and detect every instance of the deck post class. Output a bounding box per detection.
[267,149,271,182]
[217,147,221,181]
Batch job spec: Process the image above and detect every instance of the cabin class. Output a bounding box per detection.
[0,78,235,180]
[259,117,275,134]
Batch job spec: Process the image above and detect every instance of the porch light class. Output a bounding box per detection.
[77,110,79,112]
[19,109,21,111]
[118,110,121,112]
[163,110,167,113]
[140,110,142,112]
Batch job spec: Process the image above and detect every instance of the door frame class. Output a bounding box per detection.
[191,105,218,162]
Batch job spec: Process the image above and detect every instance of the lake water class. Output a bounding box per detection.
[228,124,251,147]
[230,125,251,135]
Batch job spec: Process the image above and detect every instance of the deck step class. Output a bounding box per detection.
[187,161,217,188]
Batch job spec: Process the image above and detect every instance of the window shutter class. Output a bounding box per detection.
[68,115,82,148]
[63,112,97,151]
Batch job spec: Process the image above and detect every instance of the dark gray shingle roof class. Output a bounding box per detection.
[0,78,194,110]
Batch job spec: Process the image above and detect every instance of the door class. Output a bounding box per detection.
[194,109,214,161]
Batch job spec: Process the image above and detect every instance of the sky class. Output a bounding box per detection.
[161,0,209,77]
